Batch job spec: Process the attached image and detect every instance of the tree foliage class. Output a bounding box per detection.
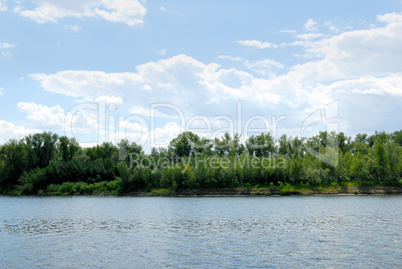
[0,130,401,194]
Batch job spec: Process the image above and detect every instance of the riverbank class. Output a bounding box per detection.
[3,181,401,197]
[133,185,402,197]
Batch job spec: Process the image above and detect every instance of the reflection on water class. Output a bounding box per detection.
[0,196,401,268]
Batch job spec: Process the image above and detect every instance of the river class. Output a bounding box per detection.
[0,196,401,268]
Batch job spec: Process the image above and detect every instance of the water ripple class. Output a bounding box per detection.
[0,196,401,268]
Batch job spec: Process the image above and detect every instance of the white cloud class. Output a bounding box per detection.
[0,87,4,95]
[157,49,167,56]
[114,120,181,148]
[304,18,317,31]
[0,42,14,50]
[30,71,142,97]
[0,120,40,144]
[14,0,146,26]
[218,55,244,62]
[67,107,99,134]
[95,95,123,105]
[16,102,100,137]
[160,6,166,12]
[0,0,7,12]
[0,42,14,57]
[129,106,173,118]
[149,122,181,148]
[94,0,146,26]
[326,74,402,96]
[119,120,146,134]
[237,40,278,49]
[297,13,402,77]
[65,24,82,33]
[17,102,67,128]
[244,59,284,78]
[1,51,12,58]
[377,12,402,23]
[29,14,402,136]
[29,54,287,123]
[296,33,324,41]
[324,22,340,33]
[279,30,297,34]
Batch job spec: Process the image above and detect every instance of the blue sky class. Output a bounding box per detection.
[1,0,402,150]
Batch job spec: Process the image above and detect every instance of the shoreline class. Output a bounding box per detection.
[3,185,399,197]
[132,186,402,197]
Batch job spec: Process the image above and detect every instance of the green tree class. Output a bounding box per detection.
[374,137,388,178]
[0,139,27,188]
[391,130,402,146]
[169,131,200,159]
[278,134,291,156]
[26,132,59,168]
[117,162,132,193]
[246,133,276,158]
[386,141,400,179]
[58,136,80,162]
[337,132,351,153]
[118,139,143,164]
[85,142,119,162]
[290,155,303,183]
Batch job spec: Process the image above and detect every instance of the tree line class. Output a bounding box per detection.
[0,130,401,195]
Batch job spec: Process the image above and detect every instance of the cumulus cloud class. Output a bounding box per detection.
[95,95,123,105]
[244,59,284,78]
[106,120,181,148]
[326,74,402,96]
[237,40,278,49]
[0,87,4,96]
[16,101,101,138]
[30,71,141,97]
[130,106,174,118]
[14,0,146,26]
[30,54,284,107]
[0,120,40,144]
[149,122,181,148]
[17,102,68,128]
[29,13,402,137]
[294,13,402,78]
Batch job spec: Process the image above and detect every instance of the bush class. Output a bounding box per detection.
[151,188,171,196]
[280,184,298,195]
[18,168,48,194]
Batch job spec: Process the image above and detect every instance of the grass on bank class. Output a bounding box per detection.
[4,179,400,196]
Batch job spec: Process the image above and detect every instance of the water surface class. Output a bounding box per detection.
[0,196,401,268]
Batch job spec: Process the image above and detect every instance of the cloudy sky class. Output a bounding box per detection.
[0,0,401,149]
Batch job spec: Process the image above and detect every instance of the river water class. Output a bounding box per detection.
[0,196,401,268]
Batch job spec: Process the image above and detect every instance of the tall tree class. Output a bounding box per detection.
[0,139,27,187]
[246,133,276,157]
[215,133,244,157]
[58,136,80,162]
[374,137,388,178]
[169,131,200,158]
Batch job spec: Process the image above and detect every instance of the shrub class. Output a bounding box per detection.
[280,184,297,195]
[151,188,171,196]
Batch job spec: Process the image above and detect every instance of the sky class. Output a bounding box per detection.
[0,0,402,150]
